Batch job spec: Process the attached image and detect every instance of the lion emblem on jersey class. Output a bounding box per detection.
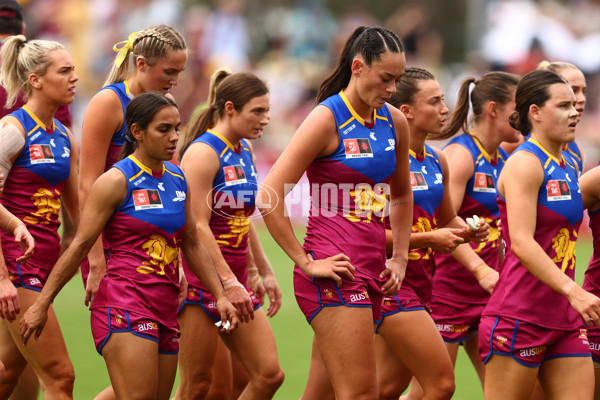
[24,188,61,225]
[551,227,577,273]
[137,234,179,275]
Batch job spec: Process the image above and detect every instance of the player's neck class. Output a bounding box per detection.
[212,121,242,149]
[24,99,57,130]
[409,129,426,155]
[470,126,499,159]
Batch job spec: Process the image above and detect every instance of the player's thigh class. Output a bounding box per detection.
[101,332,160,399]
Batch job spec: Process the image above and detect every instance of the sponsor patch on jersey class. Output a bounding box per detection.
[133,189,163,210]
[410,171,428,191]
[223,165,247,186]
[473,172,496,193]
[29,144,55,164]
[344,138,373,158]
[546,179,571,201]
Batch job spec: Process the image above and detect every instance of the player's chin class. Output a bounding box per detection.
[372,98,388,109]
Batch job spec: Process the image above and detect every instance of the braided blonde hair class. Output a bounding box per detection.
[103,25,187,87]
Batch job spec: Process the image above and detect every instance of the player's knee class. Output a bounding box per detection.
[0,364,25,395]
[253,364,284,394]
[186,377,212,400]
[45,365,75,396]
[426,376,455,400]
[343,388,378,400]
[205,379,232,400]
[378,379,407,400]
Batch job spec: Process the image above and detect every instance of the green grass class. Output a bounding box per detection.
[47,226,594,399]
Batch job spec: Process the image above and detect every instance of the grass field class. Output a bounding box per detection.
[46,225,594,399]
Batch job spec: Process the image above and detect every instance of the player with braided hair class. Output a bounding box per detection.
[79,24,187,302]
[76,24,187,400]
[258,26,412,400]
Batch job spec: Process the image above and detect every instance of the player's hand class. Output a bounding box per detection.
[177,271,189,306]
[0,276,19,321]
[84,256,106,307]
[19,300,49,344]
[261,273,282,317]
[13,223,34,263]
[497,219,503,239]
[303,253,355,288]
[215,296,239,333]
[380,257,405,296]
[566,283,600,328]
[223,277,254,323]
[461,221,490,244]
[430,228,465,253]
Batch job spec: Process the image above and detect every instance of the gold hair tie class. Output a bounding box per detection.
[112,31,139,68]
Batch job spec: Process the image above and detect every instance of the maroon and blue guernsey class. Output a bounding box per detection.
[182,130,257,288]
[483,138,583,330]
[81,81,133,285]
[583,210,600,296]
[90,155,187,325]
[302,91,397,278]
[384,144,443,304]
[100,81,133,170]
[433,133,507,304]
[1,106,71,273]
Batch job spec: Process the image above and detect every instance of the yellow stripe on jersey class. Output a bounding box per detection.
[339,116,355,129]
[207,128,237,158]
[338,90,379,128]
[564,158,576,171]
[22,106,69,137]
[375,114,393,129]
[128,169,144,182]
[409,147,437,162]
[529,138,564,168]
[241,138,251,153]
[55,125,69,138]
[339,91,364,126]
[26,125,40,137]
[165,169,184,180]
[566,147,581,162]
[23,106,46,136]
[127,155,165,181]
[124,79,132,97]
[468,132,497,164]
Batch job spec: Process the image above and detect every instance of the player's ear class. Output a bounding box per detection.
[130,123,143,141]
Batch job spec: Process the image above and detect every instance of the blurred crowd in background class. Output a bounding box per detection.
[15,0,600,185]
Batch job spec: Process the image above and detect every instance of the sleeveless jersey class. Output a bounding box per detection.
[81,81,133,282]
[483,138,582,329]
[583,209,600,296]
[0,106,71,270]
[100,81,132,170]
[182,130,257,288]
[388,144,443,303]
[303,91,397,277]
[90,156,187,325]
[526,131,582,176]
[433,133,507,304]
[564,142,583,176]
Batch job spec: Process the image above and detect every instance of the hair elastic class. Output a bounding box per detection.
[112,31,139,68]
